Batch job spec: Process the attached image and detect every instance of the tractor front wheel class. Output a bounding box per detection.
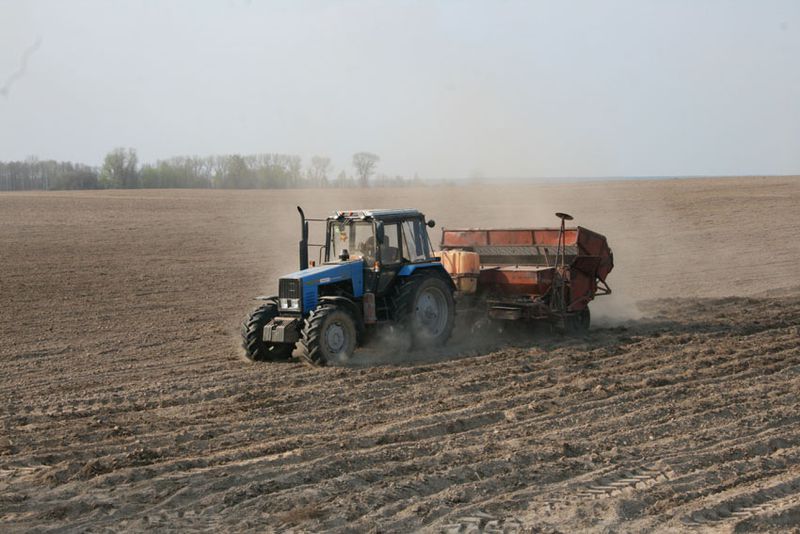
[299,304,358,366]
[241,301,295,362]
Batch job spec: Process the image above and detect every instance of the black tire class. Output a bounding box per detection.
[241,301,295,362]
[299,304,358,367]
[395,271,456,348]
[565,308,591,335]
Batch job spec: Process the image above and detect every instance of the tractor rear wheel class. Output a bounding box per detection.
[299,304,358,366]
[396,272,456,348]
[241,301,295,362]
[565,308,591,335]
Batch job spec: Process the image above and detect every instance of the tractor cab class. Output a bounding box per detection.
[324,209,437,294]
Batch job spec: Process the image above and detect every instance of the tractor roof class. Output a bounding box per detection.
[332,208,424,221]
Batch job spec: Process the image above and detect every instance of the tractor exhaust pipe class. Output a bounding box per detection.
[297,206,309,270]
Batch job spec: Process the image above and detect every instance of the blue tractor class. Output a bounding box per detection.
[241,207,456,366]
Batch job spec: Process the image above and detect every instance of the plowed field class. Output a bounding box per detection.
[1,177,799,533]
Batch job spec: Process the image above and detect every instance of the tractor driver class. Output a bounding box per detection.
[358,234,399,264]
[357,236,377,263]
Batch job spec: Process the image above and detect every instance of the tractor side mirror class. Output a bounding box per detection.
[427,219,436,228]
[375,221,385,244]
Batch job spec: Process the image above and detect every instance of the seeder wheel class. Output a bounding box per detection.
[564,308,591,335]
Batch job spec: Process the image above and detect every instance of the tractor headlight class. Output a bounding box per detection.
[279,298,300,311]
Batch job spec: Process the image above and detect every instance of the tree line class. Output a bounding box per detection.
[0,149,423,191]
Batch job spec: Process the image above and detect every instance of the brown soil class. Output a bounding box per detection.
[1,177,799,533]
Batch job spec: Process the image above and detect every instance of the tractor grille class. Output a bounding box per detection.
[279,278,301,299]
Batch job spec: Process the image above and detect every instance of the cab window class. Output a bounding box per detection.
[329,221,375,262]
[401,219,429,262]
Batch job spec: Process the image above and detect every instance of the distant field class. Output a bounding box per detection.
[1,177,799,532]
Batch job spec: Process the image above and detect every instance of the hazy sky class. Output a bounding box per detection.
[1,0,799,179]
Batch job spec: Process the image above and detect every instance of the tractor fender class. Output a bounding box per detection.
[397,264,456,292]
[317,296,365,333]
[397,262,442,277]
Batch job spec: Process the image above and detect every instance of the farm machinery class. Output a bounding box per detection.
[241,207,613,366]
